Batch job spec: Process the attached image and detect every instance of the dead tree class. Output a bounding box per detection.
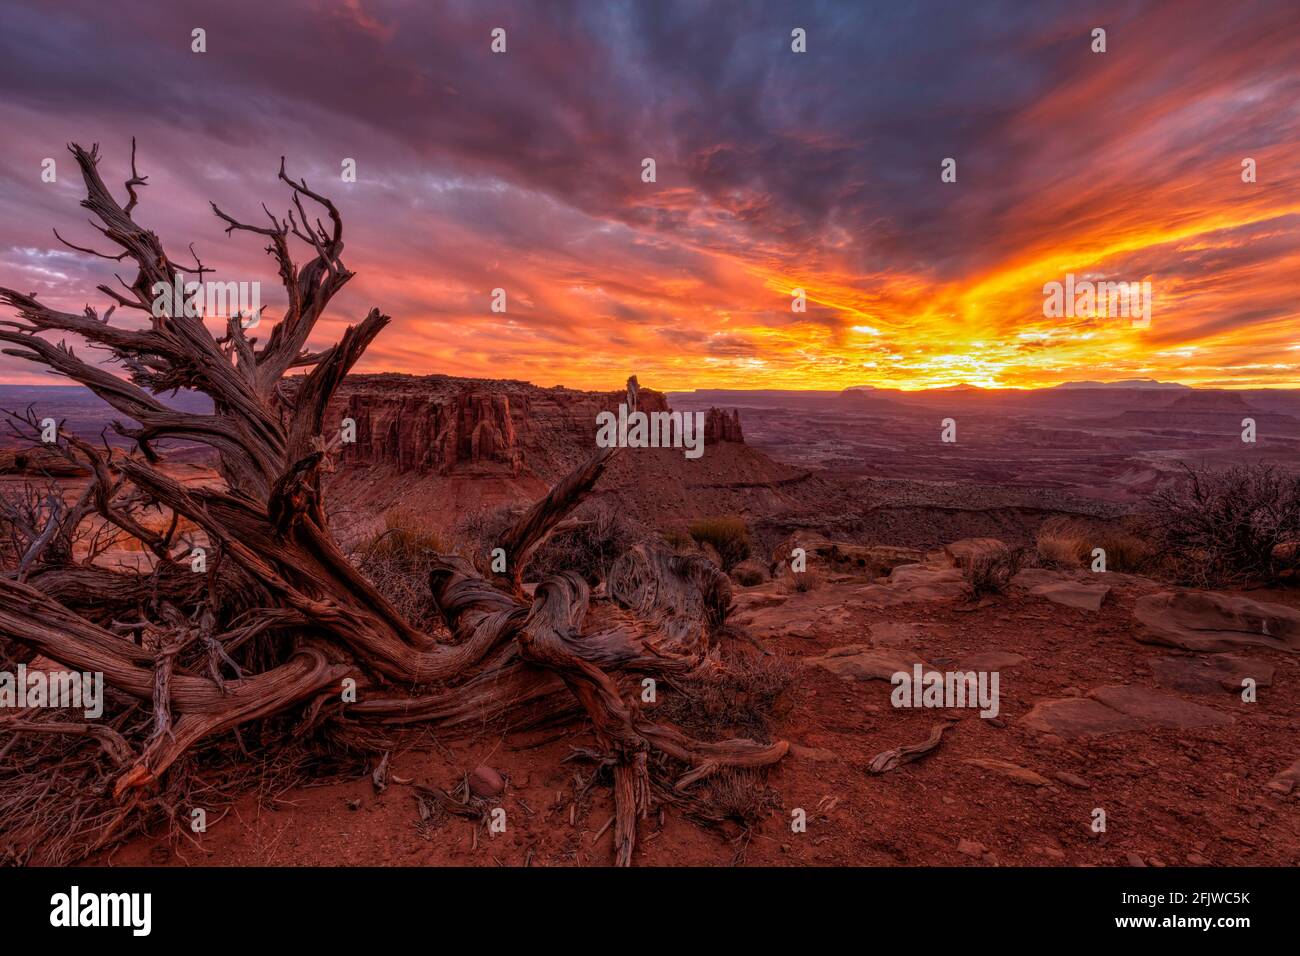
[0,142,786,865]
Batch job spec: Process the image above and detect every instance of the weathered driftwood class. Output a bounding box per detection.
[0,142,785,865]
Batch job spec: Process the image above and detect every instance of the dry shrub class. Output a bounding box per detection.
[355,508,445,628]
[531,505,638,583]
[1036,516,1152,572]
[962,546,1025,597]
[696,768,779,830]
[731,564,766,587]
[1146,462,1300,587]
[787,568,824,592]
[656,652,794,743]
[661,529,694,552]
[687,516,751,571]
[458,502,639,584]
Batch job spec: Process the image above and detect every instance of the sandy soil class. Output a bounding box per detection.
[95,571,1300,868]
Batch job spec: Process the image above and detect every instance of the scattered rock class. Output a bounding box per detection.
[1126,852,1147,867]
[957,839,986,858]
[1134,590,1300,653]
[469,765,505,798]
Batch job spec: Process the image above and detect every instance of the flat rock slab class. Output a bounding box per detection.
[1029,580,1110,611]
[855,564,966,606]
[869,621,932,647]
[1134,589,1300,653]
[1150,654,1275,694]
[804,645,929,682]
[1011,568,1065,588]
[731,584,857,639]
[1021,684,1233,738]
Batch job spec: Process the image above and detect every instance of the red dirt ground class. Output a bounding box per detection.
[94,571,1300,868]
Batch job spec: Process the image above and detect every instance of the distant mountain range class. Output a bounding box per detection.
[1050,379,1191,391]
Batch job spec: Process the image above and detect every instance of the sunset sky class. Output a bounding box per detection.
[0,0,1297,391]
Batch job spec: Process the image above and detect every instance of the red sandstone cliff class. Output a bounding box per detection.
[330,374,695,483]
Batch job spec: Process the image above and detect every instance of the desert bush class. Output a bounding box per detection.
[687,516,751,571]
[355,509,445,628]
[661,529,694,552]
[656,651,794,743]
[1035,516,1152,573]
[698,768,780,831]
[788,568,824,592]
[732,566,765,587]
[1146,462,1300,587]
[962,545,1025,597]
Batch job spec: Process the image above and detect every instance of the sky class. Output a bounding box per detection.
[0,0,1297,391]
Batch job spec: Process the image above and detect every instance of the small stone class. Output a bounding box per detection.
[1125,852,1146,867]
[469,765,505,798]
[957,839,986,858]
[1186,852,1208,865]
[1054,770,1091,789]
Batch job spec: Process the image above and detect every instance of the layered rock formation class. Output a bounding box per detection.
[704,407,744,444]
[330,373,714,483]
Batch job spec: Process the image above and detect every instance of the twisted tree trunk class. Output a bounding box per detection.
[0,142,786,865]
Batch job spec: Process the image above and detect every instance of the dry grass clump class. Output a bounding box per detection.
[458,502,639,584]
[687,516,751,571]
[787,568,824,592]
[1035,516,1153,573]
[355,508,445,628]
[656,651,794,743]
[661,529,694,552]
[962,546,1025,597]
